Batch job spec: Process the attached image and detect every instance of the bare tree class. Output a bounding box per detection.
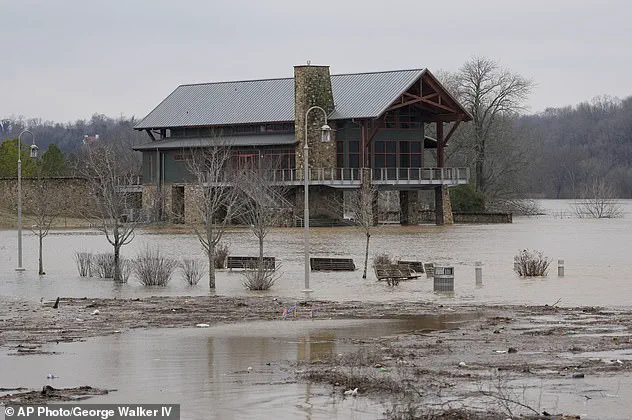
[82,143,139,282]
[347,179,378,279]
[454,57,534,194]
[186,146,240,289]
[29,164,62,275]
[237,156,291,266]
[573,178,623,218]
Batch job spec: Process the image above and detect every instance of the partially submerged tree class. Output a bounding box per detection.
[573,178,623,218]
[236,156,291,290]
[237,156,291,266]
[452,57,534,195]
[347,178,378,279]
[187,146,240,289]
[82,142,139,282]
[29,162,62,275]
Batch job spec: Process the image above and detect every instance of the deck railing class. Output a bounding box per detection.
[204,167,468,187]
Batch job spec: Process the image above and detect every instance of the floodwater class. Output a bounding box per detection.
[0,316,467,420]
[1,200,631,307]
[2,200,632,418]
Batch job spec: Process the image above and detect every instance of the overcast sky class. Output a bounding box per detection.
[2,0,631,123]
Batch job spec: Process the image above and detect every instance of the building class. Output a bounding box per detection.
[133,64,472,225]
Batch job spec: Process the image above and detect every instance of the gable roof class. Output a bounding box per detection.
[135,68,467,130]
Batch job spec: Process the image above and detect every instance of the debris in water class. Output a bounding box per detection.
[196,323,210,328]
[343,387,358,397]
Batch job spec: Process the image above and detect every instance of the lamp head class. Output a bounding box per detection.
[30,144,39,159]
[320,124,331,142]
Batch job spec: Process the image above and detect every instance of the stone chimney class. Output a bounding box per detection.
[294,64,336,170]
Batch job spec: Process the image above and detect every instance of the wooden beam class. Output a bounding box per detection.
[436,122,445,167]
[387,97,423,111]
[421,73,465,116]
[419,97,457,113]
[367,115,385,145]
[444,117,463,145]
[146,129,156,142]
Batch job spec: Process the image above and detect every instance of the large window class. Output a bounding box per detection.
[261,148,295,169]
[374,140,422,168]
[349,141,360,168]
[336,141,344,168]
[382,108,422,129]
[374,141,396,168]
[399,141,422,167]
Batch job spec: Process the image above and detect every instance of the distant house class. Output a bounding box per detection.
[82,134,100,145]
[133,64,472,225]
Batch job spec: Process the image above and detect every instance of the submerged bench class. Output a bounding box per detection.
[374,263,421,286]
[310,257,356,271]
[397,260,425,274]
[226,256,276,271]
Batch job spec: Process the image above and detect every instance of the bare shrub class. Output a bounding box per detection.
[373,253,394,267]
[94,253,116,278]
[513,249,550,276]
[241,262,279,291]
[132,247,178,286]
[214,243,229,269]
[573,178,623,219]
[181,258,204,286]
[75,252,93,277]
[488,198,545,216]
[119,258,132,283]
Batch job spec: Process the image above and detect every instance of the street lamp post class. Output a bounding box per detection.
[16,129,38,271]
[303,106,331,293]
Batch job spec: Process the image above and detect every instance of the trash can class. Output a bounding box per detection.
[424,263,435,278]
[434,266,454,292]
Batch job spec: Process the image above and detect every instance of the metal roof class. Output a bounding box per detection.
[132,134,297,151]
[329,69,422,120]
[135,69,425,129]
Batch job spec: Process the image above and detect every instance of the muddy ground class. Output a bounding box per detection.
[2,295,632,418]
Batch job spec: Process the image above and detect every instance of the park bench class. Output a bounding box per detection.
[226,256,276,271]
[374,263,421,286]
[397,260,425,274]
[310,257,356,271]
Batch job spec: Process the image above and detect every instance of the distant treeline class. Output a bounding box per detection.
[519,95,632,198]
[1,95,631,198]
[0,114,146,155]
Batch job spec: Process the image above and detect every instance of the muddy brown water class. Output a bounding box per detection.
[0,316,467,419]
[2,199,632,418]
[1,200,632,307]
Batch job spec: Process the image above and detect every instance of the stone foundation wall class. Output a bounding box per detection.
[293,186,343,222]
[0,177,96,217]
[453,212,512,223]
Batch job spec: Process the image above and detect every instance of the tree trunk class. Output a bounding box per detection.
[38,233,44,275]
[259,235,264,265]
[475,160,485,193]
[362,232,370,279]
[113,244,121,282]
[208,247,216,289]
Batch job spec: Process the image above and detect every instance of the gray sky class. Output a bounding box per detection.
[2,0,631,123]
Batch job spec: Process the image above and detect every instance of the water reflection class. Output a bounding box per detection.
[0,317,464,419]
[1,200,631,307]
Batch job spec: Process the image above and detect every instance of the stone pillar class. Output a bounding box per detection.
[372,194,379,226]
[294,65,336,171]
[435,185,454,225]
[399,191,409,225]
[400,190,421,225]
